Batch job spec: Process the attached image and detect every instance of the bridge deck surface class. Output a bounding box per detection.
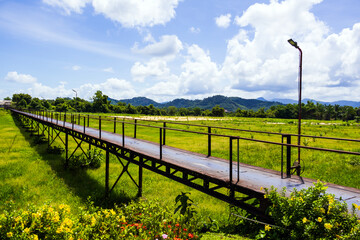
[24,111,360,214]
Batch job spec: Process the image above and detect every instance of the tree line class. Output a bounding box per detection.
[9,91,360,121]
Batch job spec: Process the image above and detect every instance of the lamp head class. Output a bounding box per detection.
[288,39,298,48]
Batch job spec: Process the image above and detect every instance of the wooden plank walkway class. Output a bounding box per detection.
[14,110,360,216]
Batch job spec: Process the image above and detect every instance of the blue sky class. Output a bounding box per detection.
[1,0,360,102]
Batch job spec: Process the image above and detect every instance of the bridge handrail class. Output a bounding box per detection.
[29,109,360,143]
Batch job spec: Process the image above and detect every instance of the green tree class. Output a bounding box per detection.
[211,105,225,117]
[92,90,110,113]
[12,93,31,105]
[167,106,177,116]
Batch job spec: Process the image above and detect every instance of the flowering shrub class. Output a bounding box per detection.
[0,198,200,239]
[257,181,360,239]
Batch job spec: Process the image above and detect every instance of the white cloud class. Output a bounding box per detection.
[42,0,91,15]
[132,35,183,58]
[220,0,360,101]
[78,78,136,100]
[215,13,232,28]
[27,82,71,99]
[190,27,200,34]
[131,58,170,82]
[180,45,220,95]
[103,67,114,73]
[5,72,37,84]
[91,0,180,28]
[24,78,136,100]
[72,65,81,71]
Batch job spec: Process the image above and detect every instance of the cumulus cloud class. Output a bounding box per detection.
[180,45,220,95]
[25,78,136,100]
[92,0,180,28]
[27,82,71,99]
[5,71,37,84]
[215,13,232,28]
[44,0,180,28]
[220,0,360,100]
[77,78,136,99]
[132,35,183,58]
[131,58,171,82]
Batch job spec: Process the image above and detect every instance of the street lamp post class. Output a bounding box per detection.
[288,39,302,174]
[72,89,77,99]
[72,89,77,112]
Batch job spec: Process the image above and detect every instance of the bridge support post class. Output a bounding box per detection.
[208,127,211,157]
[138,157,143,198]
[105,149,110,198]
[65,131,69,169]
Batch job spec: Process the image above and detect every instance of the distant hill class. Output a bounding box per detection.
[271,98,360,108]
[109,95,283,112]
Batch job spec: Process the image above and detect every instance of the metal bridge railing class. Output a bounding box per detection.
[15,108,360,185]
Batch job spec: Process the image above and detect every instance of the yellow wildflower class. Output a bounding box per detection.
[120,215,126,223]
[302,217,308,223]
[32,235,38,240]
[24,228,30,234]
[56,227,63,234]
[91,216,96,227]
[265,225,271,231]
[63,218,73,227]
[110,209,116,216]
[260,186,263,191]
[7,232,13,238]
[320,208,326,214]
[15,216,22,223]
[317,217,323,222]
[52,213,60,223]
[324,223,332,230]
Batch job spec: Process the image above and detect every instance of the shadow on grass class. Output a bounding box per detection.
[11,113,137,209]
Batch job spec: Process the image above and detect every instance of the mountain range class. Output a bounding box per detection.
[108,95,360,112]
[268,98,360,108]
[109,95,282,112]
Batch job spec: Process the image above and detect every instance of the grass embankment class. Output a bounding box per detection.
[0,109,250,239]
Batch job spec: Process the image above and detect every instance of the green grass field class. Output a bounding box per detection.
[1,109,359,239]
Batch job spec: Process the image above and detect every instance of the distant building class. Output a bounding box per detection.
[0,100,12,108]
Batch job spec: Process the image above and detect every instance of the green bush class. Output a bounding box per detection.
[257,181,360,239]
[68,148,103,170]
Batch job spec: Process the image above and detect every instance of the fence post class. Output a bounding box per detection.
[122,122,125,146]
[134,119,137,138]
[163,122,166,145]
[160,128,163,160]
[99,116,102,139]
[114,117,116,133]
[208,127,212,157]
[286,135,291,178]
